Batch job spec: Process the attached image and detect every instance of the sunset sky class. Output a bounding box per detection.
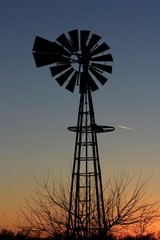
[0,1,160,229]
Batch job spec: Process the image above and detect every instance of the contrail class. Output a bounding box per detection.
[116,125,133,130]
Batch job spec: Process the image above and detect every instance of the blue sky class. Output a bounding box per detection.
[0,0,160,226]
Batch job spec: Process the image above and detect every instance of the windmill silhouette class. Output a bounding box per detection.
[32,29,114,239]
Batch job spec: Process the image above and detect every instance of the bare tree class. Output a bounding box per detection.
[17,174,70,238]
[17,172,159,238]
[103,172,159,236]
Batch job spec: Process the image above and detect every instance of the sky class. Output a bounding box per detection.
[0,0,160,229]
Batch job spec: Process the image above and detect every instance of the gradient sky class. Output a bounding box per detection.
[0,0,160,229]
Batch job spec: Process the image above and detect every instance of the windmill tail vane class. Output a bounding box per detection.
[32,29,115,239]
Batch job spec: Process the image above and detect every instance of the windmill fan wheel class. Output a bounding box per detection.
[32,29,113,93]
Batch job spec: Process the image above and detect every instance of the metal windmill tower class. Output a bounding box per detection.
[32,29,114,239]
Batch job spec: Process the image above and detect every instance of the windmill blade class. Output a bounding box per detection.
[88,73,99,92]
[80,30,90,51]
[91,42,110,56]
[68,29,79,51]
[92,54,113,62]
[66,71,78,92]
[90,67,108,85]
[87,34,101,51]
[55,68,74,86]
[33,52,70,67]
[50,63,71,77]
[56,33,74,53]
[92,63,112,74]
[52,41,71,57]
[32,36,54,52]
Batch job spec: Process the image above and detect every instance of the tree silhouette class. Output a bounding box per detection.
[17,172,159,239]
[103,172,159,236]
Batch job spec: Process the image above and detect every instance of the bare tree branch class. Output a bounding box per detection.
[17,171,160,238]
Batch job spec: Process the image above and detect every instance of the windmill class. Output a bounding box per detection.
[32,29,114,239]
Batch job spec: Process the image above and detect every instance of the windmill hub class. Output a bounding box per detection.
[69,52,91,73]
[78,48,91,64]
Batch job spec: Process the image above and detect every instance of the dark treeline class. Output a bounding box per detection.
[0,229,158,240]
